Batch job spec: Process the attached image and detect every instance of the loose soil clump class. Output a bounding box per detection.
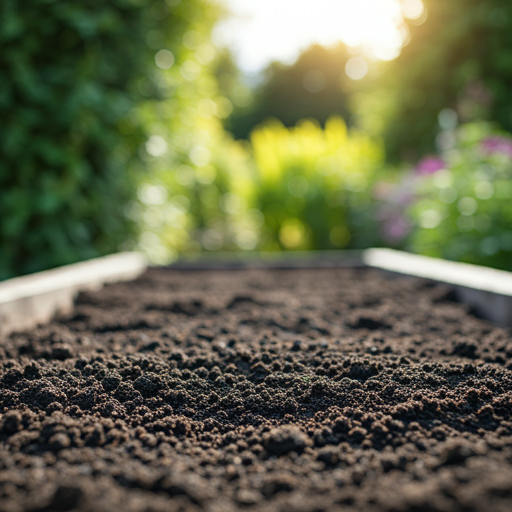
[1,267,512,512]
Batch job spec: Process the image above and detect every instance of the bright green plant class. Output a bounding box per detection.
[134,119,256,261]
[247,117,385,251]
[408,123,512,270]
[129,20,255,262]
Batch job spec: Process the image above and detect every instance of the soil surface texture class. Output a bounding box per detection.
[1,267,512,512]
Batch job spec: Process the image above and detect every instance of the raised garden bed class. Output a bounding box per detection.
[1,252,512,511]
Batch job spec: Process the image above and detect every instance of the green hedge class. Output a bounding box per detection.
[0,0,217,279]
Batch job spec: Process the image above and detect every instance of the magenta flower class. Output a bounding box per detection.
[376,205,412,243]
[380,214,412,243]
[481,136,512,158]
[415,156,445,175]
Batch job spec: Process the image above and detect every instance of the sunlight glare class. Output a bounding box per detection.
[402,0,425,20]
[345,58,369,81]
[216,0,419,72]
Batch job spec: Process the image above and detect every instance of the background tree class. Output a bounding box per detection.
[227,44,353,140]
[353,0,512,163]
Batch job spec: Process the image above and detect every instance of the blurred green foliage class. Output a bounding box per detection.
[0,0,221,279]
[227,45,353,141]
[135,121,256,260]
[246,117,385,251]
[407,123,512,270]
[131,23,253,261]
[141,117,386,257]
[4,0,512,275]
[354,0,512,162]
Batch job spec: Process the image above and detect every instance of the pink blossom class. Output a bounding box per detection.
[377,206,412,243]
[384,215,411,242]
[481,136,512,157]
[415,156,445,175]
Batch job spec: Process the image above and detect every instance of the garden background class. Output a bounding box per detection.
[2,0,512,280]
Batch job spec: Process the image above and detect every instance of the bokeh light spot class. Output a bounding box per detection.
[195,43,216,64]
[216,97,234,118]
[438,108,458,131]
[345,58,368,80]
[183,30,202,49]
[402,0,425,20]
[457,216,474,232]
[236,230,258,250]
[438,187,457,204]
[146,135,168,157]
[279,219,306,248]
[180,60,201,80]
[202,229,223,250]
[189,146,211,167]
[480,237,499,256]
[155,49,175,69]
[474,181,494,200]
[458,197,478,216]
[195,165,216,184]
[221,193,242,214]
[303,70,326,93]
[419,209,442,229]
[433,170,453,189]
[198,98,218,119]
[288,176,310,197]
[138,184,168,206]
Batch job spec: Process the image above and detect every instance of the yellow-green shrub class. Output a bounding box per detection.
[137,114,386,261]
[247,117,385,250]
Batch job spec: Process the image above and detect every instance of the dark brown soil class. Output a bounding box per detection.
[1,267,512,512]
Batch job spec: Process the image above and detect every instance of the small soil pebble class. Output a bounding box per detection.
[263,425,312,456]
[1,267,512,511]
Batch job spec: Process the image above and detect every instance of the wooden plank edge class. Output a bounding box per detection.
[0,252,147,336]
[2,248,512,333]
[363,248,512,327]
